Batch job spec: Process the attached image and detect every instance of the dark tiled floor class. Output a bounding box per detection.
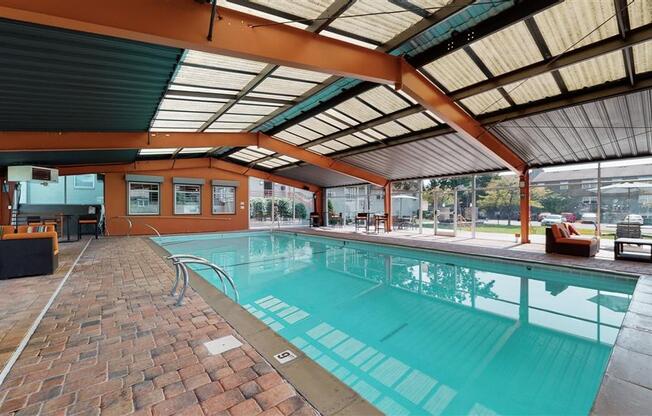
[0,239,88,371]
[0,237,315,416]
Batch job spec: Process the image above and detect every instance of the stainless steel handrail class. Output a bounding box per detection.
[144,223,161,237]
[166,254,239,306]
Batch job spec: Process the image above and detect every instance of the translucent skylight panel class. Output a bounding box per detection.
[174,65,255,90]
[323,109,358,126]
[182,50,267,73]
[246,146,275,155]
[358,129,385,141]
[299,117,339,136]
[322,140,349,151]
[243,0,333,20]
[178,147,213,154]
[218,114,262,123]
[230,152,258,162]
[470,21,543,76]
[278,155,299,163]
[165,94,228,103]
[155,111,211,121]
[208,121,250,130]
[315,113,348,130]
[422,49,487,91]
[504,72,561,104]
[373,121,410,137]
[265,158,290,167]
[272,67,331,83]
[285,124,322,141]
[169,85,239,95]
[338,135,367,147]
[629,0,652,29]
[230,104,279,115]
[159,99,221,112]
[633,41,652,74]
[334,98,382,122]
[246,92,295,101]
[308,144,335,154]
[320,30,378,49]
[274,131,308,145]
[151,120,204,129]
[559,51,625,91]
[150,128,197,132]
[253,77,319,96]
[534,0,618,56]
[396,112,437,130]
[139,148,177,155]
[257,160,282,169]
[205,127,244,132]
[358,87,410,114]
[460,89,510,115]
[424,111,444,124]
[328,1,422,43]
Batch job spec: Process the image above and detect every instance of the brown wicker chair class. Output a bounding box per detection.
[546,224,598,257]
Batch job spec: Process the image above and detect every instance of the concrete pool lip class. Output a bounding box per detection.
[145,238,381,416]
[148,231,652,415]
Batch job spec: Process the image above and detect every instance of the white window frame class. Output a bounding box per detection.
[127,182,160,215]
[212,185,236,215]
[174,183,202,215]
[73,174,96,189]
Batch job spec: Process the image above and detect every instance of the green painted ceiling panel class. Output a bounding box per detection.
[0,18,183,132]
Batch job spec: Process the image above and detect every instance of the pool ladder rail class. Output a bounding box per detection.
[167,254,239,306]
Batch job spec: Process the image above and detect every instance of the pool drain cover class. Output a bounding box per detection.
[204,335,243,355]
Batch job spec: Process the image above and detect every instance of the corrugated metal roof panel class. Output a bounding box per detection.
[470,21,543,76]
[322,140,349,151]
[274,131,308,145]
[559,51,625,91]
[338,134,367,147]
[278,164,362,187]
[156,111,211,121]
[341,133,504,180]
[505,72,561,105]
[230,104,279,115]
[151,120,204,129]
[460,89,510,115]
[422,49,487,91]
[308,144,335,154]
[358,86,410,114]
[208,121,250,130]
[328,1,423,43]
[633,41,652,74]
[629,0,652,29]
[285,124,323,141]
[218,114,262,123]
[534,0,618,56]
[244,0,333,19]
[158,99,222,112]
[492,89,652,167]
[0,18,181,131]
[333,98,382,122]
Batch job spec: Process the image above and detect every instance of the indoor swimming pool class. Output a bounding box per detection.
[154,231,636,415]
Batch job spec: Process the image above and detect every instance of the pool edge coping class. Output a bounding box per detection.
[144,237,381,416]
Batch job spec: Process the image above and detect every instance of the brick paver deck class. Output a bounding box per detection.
[0,237,315,416]
[0,239,87,371]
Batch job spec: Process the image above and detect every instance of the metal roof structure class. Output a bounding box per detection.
[1,0,651,186]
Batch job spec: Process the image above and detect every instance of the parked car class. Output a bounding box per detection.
[537,212,552,221]
[541,214,565,226]
[623,214,644,225]
[561,212,576,223]
[581,213,597,224]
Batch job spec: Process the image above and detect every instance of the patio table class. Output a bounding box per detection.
[614,238,652,262]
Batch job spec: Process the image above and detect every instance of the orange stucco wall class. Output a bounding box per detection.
[104,167,249,236]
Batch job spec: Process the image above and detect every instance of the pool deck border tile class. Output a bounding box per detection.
[145,238,381,416]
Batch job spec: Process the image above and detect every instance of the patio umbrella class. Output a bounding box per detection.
[392,194,417,216]
[587,293,630,313]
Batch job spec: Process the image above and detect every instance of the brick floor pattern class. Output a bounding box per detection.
[0,238,316,416]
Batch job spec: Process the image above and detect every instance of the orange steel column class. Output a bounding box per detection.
[519,172,530,244]
[384,182,392,232]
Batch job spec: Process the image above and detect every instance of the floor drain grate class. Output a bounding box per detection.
[204,335,243,355]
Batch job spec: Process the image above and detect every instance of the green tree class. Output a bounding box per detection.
[294,202,307,219]
[477,177,546,225]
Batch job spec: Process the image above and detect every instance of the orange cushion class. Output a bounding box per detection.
[551,225,563,240]
[557,237,592,246]
[566,223,580,235]
[559,224,570,238]
[78,220,97,224]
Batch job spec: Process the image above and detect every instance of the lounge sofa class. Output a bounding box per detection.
[545,223,599,257]
[0,225,59,278]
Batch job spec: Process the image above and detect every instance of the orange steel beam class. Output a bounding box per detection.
[0,0,397,84]
[0,1,527,173]
[57,158,321,193]
[0,131,389,186]
[398,63,527,174]
[257,133,388,187]
[0,132,257,152]
[519,172,530,244]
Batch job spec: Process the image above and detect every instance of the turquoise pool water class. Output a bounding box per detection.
[154,231,636,416]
